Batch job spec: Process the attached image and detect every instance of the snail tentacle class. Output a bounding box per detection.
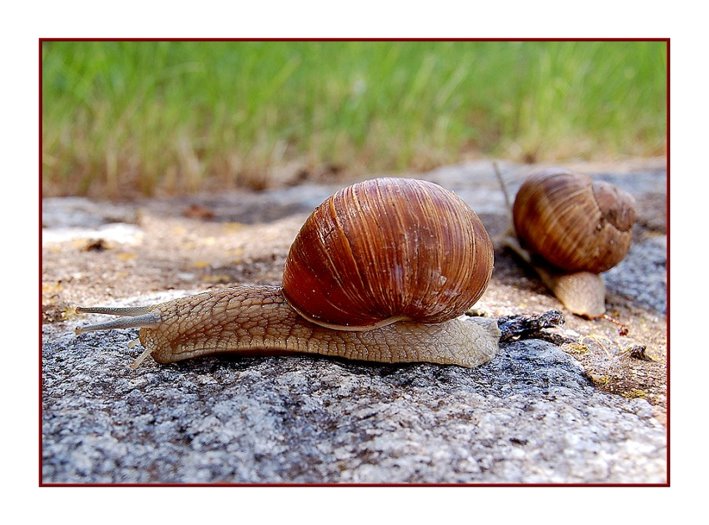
[74,311,161,334]
[75,305,156,316]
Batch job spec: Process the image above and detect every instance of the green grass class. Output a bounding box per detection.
[42,41,667,198]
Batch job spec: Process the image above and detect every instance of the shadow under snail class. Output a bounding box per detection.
[500,167,637,318]
[75,178,500,369]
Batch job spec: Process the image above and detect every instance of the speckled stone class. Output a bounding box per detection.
[605,236,667,314]
[42,322,665,484]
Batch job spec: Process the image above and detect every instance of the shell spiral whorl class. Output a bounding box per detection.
[282,178,494,330]
[512,169,636,274]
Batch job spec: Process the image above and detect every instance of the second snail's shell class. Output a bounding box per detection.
[282,178,494,330]
[512,168,637,274]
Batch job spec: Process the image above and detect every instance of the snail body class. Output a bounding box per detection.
[76,178,499,368]
[505,168,636,318]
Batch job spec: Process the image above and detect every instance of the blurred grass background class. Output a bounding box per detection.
[42,40,666,198]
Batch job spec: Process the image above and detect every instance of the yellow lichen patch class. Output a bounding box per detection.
[42,281,63,296]
[117,251,137,261]
[562,342,589,355]
[201,274,233,284]
[192,260,211,269]
[62,305,80,320]
[621,389,647,399]
[589,374,610,386]
[224,222,246,233]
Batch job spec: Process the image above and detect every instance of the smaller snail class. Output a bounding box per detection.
[500,167,636,318]
[75,178,500,368]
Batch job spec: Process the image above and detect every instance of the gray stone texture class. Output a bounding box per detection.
[43,325,665,483]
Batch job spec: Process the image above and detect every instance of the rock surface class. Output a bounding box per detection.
[43,323,665,483]
[41,159,668,484]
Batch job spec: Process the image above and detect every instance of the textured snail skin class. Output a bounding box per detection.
[282,178,494,330]
[513,169,636,274]
[135,285,500,368]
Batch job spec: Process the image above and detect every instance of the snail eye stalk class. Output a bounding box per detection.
[74,306,161,335]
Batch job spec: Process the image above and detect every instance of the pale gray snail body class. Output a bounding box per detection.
[76,178,500,369]
[504,168,637,318]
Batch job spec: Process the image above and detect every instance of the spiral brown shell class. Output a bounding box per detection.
[512,169,637,274]
[281,178,494,330]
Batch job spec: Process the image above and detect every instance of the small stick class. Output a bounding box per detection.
[493,161,513,215]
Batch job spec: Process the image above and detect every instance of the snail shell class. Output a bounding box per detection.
[512,168,636,274]
[282,178,494,330]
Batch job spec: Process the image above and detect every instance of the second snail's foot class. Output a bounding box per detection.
[533,267,606,319]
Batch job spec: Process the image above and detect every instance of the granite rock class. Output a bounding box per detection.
[42,321,665,484]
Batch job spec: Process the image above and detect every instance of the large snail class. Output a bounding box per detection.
[75,178,500,369]
[501,168,637,318]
